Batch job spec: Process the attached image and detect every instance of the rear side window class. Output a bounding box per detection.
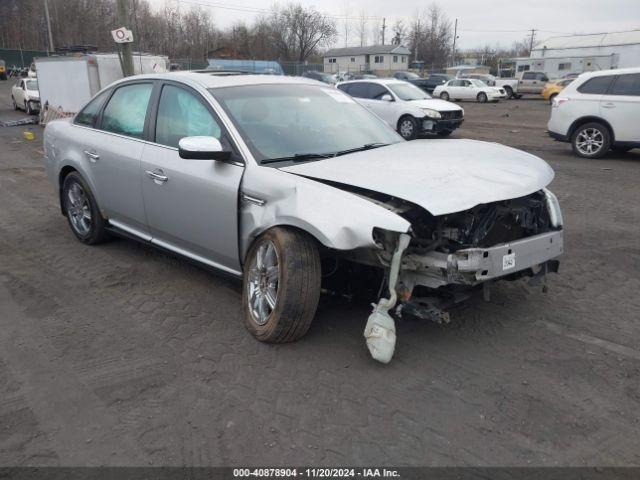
[75,90,110,127]
[100,83,153,138]
[522,72,535,80]
[347,82,368,98]
[336,84,350,94]
[609,74,640,96]
[577,76,614,94]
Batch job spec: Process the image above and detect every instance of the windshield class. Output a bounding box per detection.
[211,84,401,163]
[26,80,38,90]
[388,82,431,101]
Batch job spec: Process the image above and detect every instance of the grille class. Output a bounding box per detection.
[440,110,463,120]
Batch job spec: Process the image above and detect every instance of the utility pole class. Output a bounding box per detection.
[529,28,537,53]
[381,18,386,45]
[43,0,54,53]
[414,19,420,63]
[116,0,135,77]
[451,18,458,67]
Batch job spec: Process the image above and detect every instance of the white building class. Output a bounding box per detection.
[323,45,411,75]
[516,30,640,77]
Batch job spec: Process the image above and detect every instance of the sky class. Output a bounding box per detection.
[149,0,640,51]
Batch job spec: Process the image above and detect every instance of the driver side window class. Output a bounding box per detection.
[155,84,222,148]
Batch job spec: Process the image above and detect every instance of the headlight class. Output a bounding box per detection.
[422,108,441,119]
[543,188,563,227]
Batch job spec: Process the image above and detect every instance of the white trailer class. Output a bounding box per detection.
[34,53,169,115]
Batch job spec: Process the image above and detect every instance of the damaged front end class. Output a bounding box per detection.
[342,188,564,362]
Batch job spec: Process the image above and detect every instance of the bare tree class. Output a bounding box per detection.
[391,19,406,46]
[355,10,368,47]
[269,4,337,61]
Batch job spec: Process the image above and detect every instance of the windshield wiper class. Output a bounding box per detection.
[331,142,390,157]
[261,143,390,165]
[261,152,334,165]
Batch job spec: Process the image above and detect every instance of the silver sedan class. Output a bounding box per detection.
[44,73,563,363]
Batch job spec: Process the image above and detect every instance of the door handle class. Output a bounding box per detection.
[145,169,168,184]
[602,103,616,109]
[84,150,100,162]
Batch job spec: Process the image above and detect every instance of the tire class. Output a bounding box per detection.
[571,122,611,159]
[436,130,452,137]
[503,86,513,98]
[397,115,419,140]
[477,92,488,103]
[12,96,18,110]
[24,101,32,115]
[549,93,558,105]
[439,91,450,101]
[242,227,321,343]
[61,172,110,244]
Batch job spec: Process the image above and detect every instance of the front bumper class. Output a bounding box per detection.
[27,99,41,111]
[400,229,564,289]
[421,118,464,134]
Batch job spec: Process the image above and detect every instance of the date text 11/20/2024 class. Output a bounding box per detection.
[233,468,401,478]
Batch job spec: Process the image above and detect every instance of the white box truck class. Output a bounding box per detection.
[34,53,169,115]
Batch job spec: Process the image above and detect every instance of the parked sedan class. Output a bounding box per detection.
[301,70,336,85]
[337,78,464,139]
[11,78,40,114]
[393,71,436,93]
[434,79,505,103]
[44,73,563,363]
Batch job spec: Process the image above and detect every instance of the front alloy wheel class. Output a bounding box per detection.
[477,92,488,103]
[242,227,321,343]
[571,122,610,158]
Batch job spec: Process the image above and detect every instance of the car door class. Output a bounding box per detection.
[140,82,244,273]
[599,73,640,142]
[458,80,474,100]
[519,71,536,93]
[14,80,25,105]
[82,82,154,235]
[364,83,398,126]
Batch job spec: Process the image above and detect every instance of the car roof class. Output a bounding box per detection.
[108,71,326,90]
[337,78,408,87]
[578,67,640,79]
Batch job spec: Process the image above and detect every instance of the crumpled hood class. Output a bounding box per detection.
[407,98,462,111]
[281,139,554,216]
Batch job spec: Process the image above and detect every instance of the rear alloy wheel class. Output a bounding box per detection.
[477,92,488,103]
[398,116,419,140]
[62,172,109,244]
[571,122,611,159]
[439,91,450,101]
[242,227,321,343]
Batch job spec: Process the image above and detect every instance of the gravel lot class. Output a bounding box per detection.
[1,80,639,467]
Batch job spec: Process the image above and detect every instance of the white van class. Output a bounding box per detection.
[547,68,640,158]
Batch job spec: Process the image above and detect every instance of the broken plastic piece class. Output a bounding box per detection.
[364,233,411,363]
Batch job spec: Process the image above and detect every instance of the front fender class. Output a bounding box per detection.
[239,166,410,260]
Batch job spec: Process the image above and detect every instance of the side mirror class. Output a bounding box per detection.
[178,136,231,161]
[381,94,393,102]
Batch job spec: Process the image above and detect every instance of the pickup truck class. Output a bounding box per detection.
[459,73,521,99]
[517,71,551,95]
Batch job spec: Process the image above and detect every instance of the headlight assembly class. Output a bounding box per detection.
[422,108,441,119]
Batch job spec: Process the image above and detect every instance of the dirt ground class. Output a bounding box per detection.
[1,79,639,467]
